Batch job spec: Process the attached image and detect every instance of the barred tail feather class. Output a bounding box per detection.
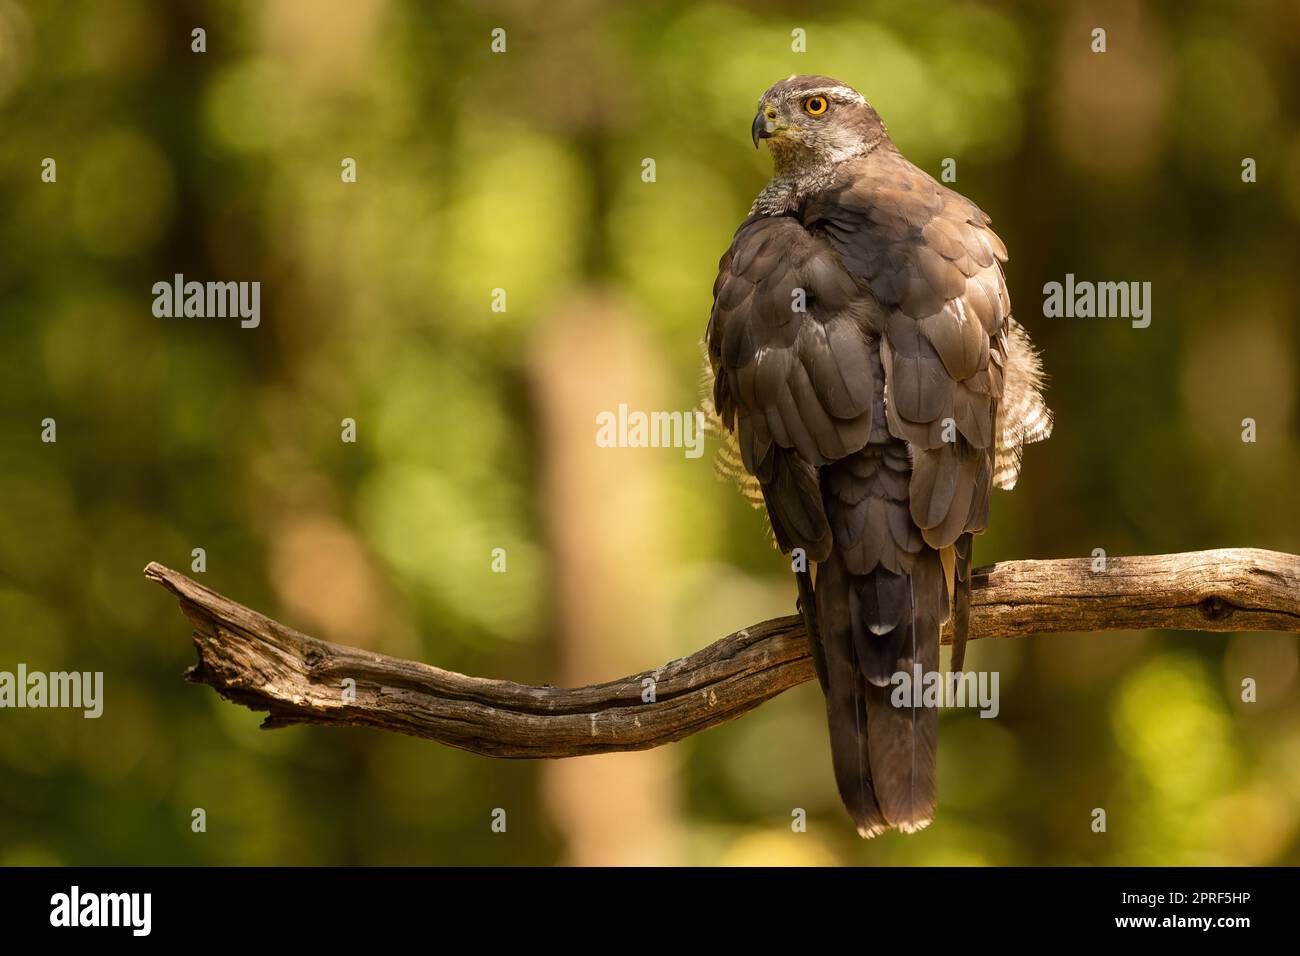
[816,552,889,837]
[816,549,945,836]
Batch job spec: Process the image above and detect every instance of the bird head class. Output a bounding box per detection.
[752,75,888,173]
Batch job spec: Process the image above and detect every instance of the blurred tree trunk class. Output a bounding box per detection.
[531,295,684,865]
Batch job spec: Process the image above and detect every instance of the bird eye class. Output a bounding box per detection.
[803,96,828,116]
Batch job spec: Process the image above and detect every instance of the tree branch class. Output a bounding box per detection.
[145,548,1300,758]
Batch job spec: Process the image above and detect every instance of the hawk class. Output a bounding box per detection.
[704,75,1051,836]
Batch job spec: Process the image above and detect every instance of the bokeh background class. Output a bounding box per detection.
[2,0,1300,866]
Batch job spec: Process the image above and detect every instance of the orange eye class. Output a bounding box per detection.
[804,95,828,116]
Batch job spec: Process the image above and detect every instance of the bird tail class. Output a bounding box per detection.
[815,548,947,836]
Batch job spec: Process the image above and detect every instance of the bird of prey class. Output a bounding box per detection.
[704,75,1051,836]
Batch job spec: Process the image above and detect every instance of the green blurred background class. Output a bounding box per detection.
[2,0,1299,865]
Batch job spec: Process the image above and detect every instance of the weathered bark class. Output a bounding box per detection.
[145,548,1300,758]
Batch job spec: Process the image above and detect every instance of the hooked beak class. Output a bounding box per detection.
[752,107,778,148]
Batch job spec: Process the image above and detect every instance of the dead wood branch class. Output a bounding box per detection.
[145,548,1300,758]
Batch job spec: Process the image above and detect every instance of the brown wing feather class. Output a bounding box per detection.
[707,214,881,560]
[805,148,1009,550]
